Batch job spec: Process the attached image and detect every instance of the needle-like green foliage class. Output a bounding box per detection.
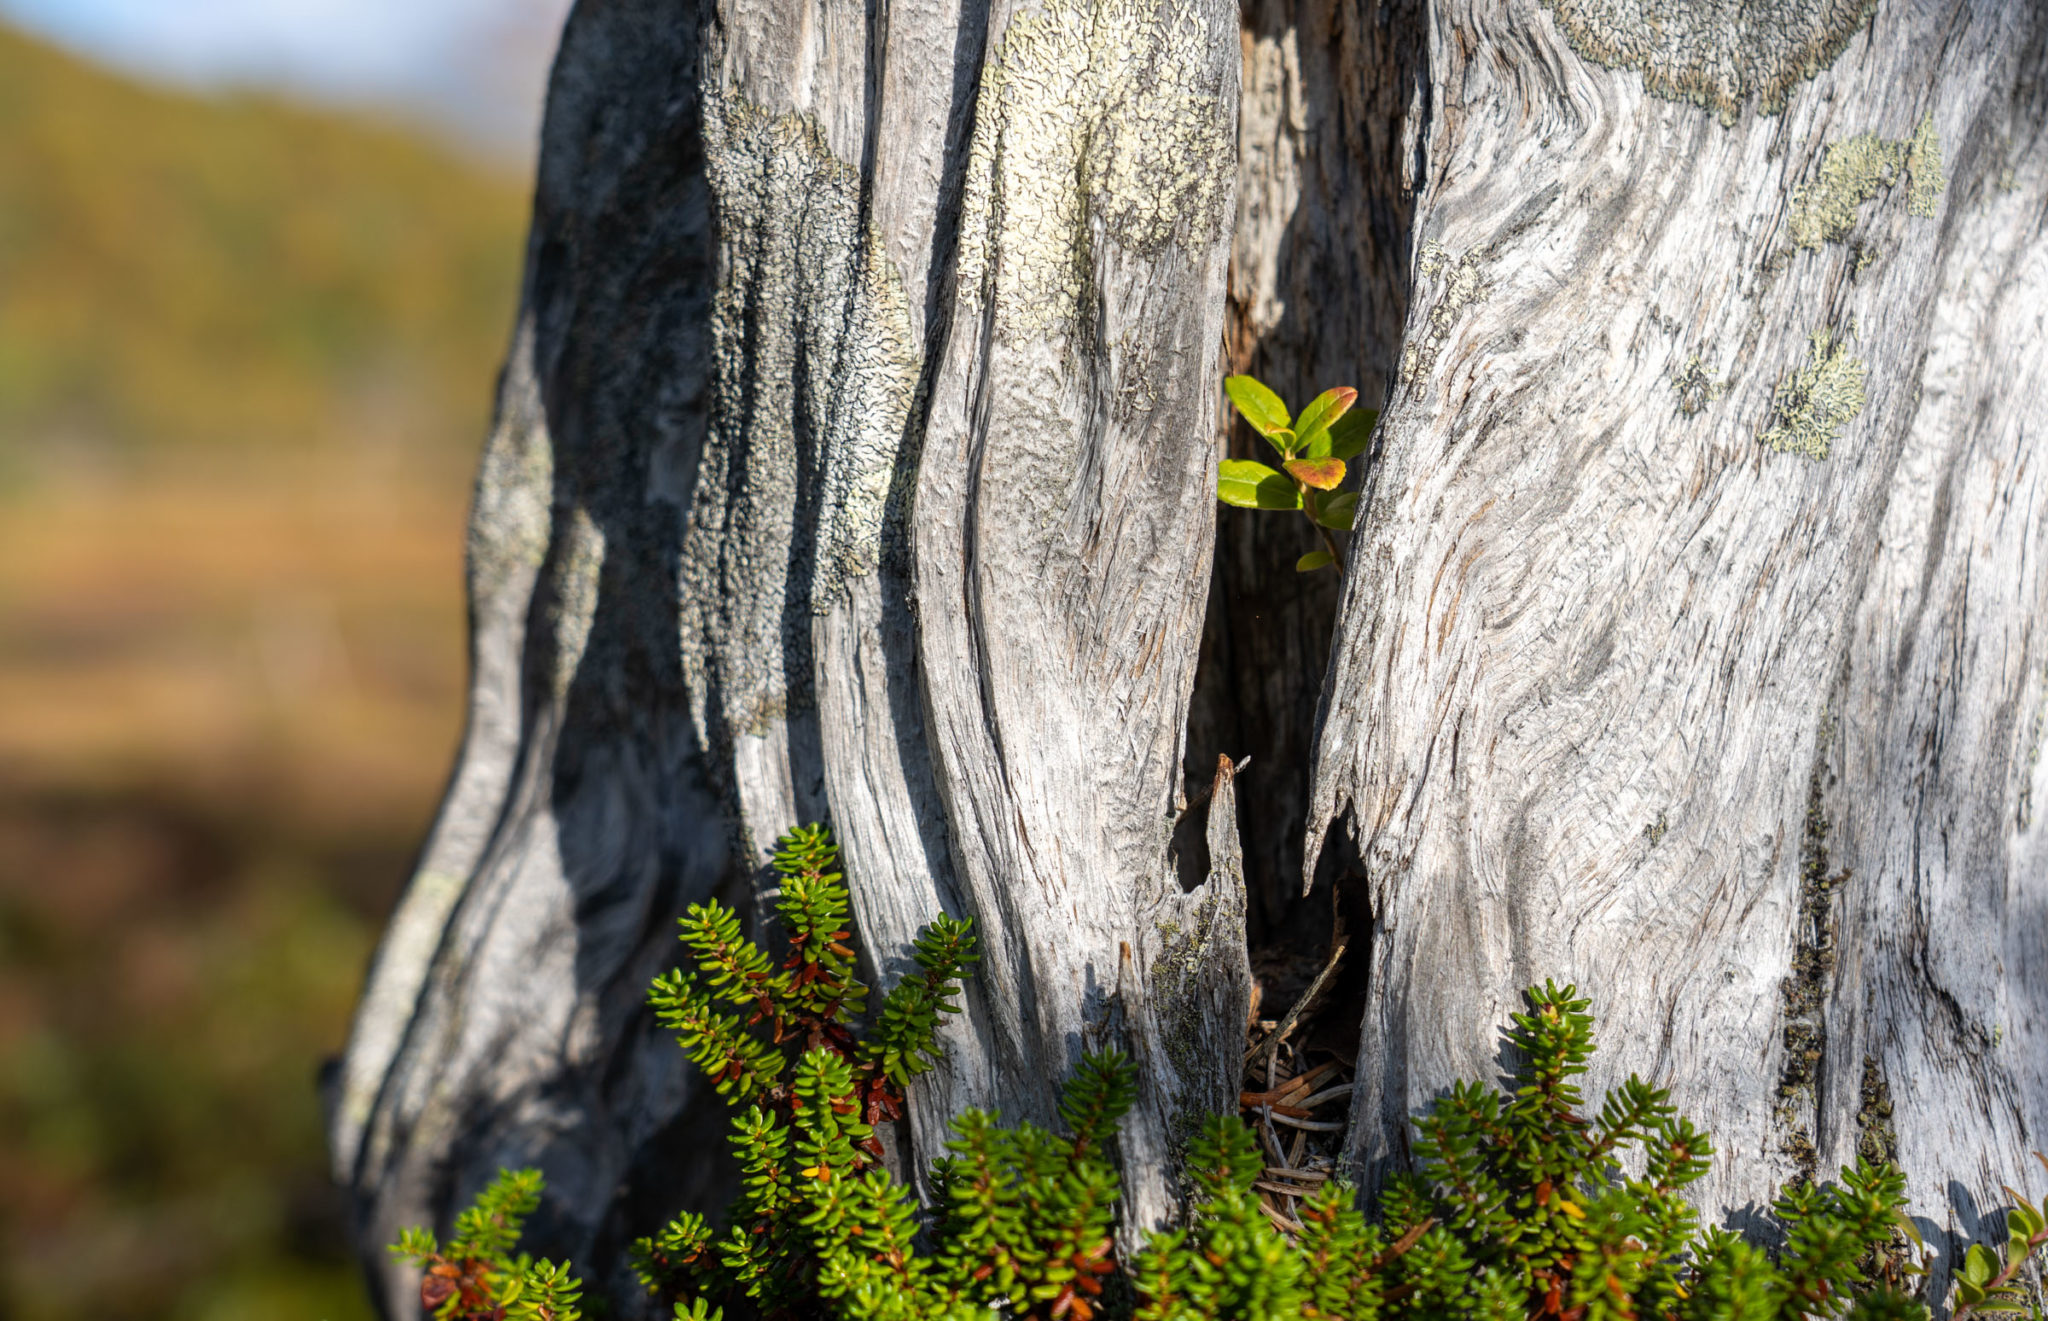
[397,872,2048,1321]
[389,1168,581,1320]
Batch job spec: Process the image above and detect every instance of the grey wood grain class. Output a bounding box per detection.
[332,0,1250,1307]
[906,0,1246,1235]
[1308,0,2048,1244]
[333,0,2048,1310]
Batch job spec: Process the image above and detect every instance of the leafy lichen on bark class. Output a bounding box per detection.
[1786,114,1944,250]
[1857,1055,1897,1164]
[1760,325,1867,461]
[1905,111,1945,217]
[1150,899,1224,1180]
[1671,354,1721,416]
[1534,0,1876,125]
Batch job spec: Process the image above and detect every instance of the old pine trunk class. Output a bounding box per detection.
[329,0,2048,1313]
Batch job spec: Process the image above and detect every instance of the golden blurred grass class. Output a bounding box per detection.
[0,19,529,1321]
[0,450,470,817]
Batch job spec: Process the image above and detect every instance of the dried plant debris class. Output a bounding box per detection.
[1787,113,1945,249]
[1761,325,1867,461]
[1537,0,1876,125]
[1240,948,1355,1231]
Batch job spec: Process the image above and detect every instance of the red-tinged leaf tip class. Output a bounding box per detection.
[1285,458,1346,490]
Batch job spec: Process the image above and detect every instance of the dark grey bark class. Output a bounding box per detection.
[330,0,2048,1312]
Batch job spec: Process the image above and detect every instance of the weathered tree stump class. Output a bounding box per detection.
[330,0,2048,1313]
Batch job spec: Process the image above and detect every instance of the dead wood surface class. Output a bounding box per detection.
[330,0,2048,1310]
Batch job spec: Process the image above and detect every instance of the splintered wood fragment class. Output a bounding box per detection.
[1243,940,1348,1072]
[1257,1200,1306,1234]
[1240,1060,1339,1108]
[1182,755,1251,820]
[1236,1056,1335,1105]
[1255,1179,1319,1199]
[1297,1083,1355,1110]
[1269,1113,1347,1132]
[1241,1098,1316,1117]
[1261,1166,1329,1184]
[1372,1219,1435,1272]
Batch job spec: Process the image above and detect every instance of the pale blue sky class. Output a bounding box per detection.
[0,0,572,158]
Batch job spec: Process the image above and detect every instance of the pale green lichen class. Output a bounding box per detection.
[953,0,1232,338]
[1671,354,1721,416]
[1905,110,1945,217]
[1401,242,1492,381]
[1788,133,1905,248]
[1787,113,1944,249]
[1536,0,1875,125]
[1761,326,1866,461]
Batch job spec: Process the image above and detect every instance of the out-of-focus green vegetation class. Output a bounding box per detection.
[0,21,527,460]
[0,20,531,1320]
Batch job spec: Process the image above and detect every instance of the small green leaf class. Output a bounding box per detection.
[1965,1244,1998,1286]
[1265,427,1298,459]
[1285,457,1346,491]
[1296,549,1334,573]
[1217,459,1300,510]
[1294,387,1358,457]
[1327,407,1380,460]
[1315,491,1359,531]
[1225,375,1291,436]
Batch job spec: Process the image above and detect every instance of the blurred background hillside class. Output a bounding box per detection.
[0,4,566,1316]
